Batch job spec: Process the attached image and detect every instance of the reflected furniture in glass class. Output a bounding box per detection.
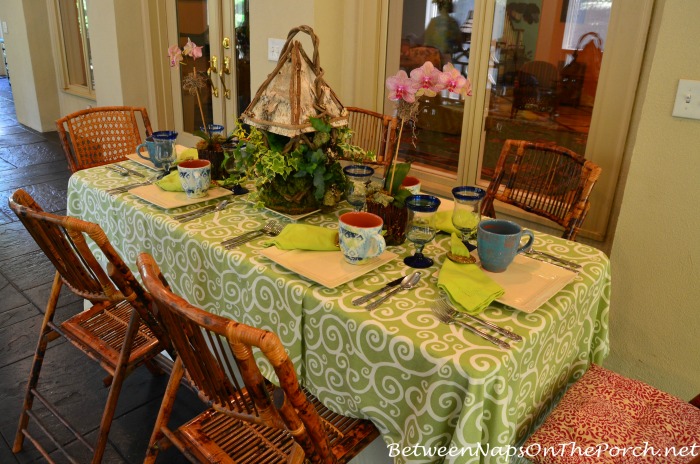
[510,60,560,119]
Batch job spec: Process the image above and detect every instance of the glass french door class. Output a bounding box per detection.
[389,0,650,240]
[167,0,250,146]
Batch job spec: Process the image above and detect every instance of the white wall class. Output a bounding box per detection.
[249,0,316,94]
[607,0,700,399]
[0,0,60,131]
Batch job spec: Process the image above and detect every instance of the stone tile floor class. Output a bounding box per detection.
[0,77,201,463]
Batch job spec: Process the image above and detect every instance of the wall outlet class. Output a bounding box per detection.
[267,38,285,62]
[672,79,700,120]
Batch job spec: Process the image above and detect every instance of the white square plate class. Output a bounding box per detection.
[260,247,398,289]
[126,145,193,171]
[482,253,577,313]
[437,253,577,313]
[129,184,233,209]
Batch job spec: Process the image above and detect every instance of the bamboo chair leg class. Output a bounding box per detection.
[13,272,62,453]
[144,356,185,464]
[91,308,142,464]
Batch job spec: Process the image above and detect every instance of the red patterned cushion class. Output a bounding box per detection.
[523,364,700,464]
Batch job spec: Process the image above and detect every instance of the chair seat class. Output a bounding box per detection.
[61,300,162,370]
[177,387,378,464]
[524,364,700,464]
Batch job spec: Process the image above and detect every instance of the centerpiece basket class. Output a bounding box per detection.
[238,25,350,215]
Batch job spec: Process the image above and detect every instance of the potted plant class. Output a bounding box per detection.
[227,25,366,214]
[368,60,472,244]
[225,117,361,214]
[194,124,235,180]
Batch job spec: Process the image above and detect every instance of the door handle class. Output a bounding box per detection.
[208,55,219,98]
[218,56,231,99]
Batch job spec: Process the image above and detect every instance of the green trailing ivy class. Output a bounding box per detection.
[223,118,368,210]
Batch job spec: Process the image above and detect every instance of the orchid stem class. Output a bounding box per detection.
[388,120,404,195]
[193,67,209,138]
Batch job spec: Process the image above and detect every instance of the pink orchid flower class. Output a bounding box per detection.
[439,63,472,96]
[410,61,444,97]
[182,38,203,59]
[167,45,183,67]
[386,70,419,103]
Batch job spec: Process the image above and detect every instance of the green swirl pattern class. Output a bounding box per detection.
[67,162,610,464]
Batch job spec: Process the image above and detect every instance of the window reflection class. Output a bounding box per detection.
[398,0,474,175]
[480,0,610,184]
[55,0,94,96]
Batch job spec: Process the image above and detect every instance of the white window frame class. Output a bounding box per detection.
[49,0,95,100]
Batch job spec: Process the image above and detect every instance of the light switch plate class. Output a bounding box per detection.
[672,79,700,119]
[267,38,285,62]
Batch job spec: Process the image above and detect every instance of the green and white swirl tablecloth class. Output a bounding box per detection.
[67,161,610,464]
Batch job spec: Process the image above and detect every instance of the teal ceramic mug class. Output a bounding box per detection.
[477,219,534,272]
[338,212,386,265]
[136,136,159,167]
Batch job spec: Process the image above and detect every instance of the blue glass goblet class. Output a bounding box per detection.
[344,165,374,212]
[151,130,178,175]
[451,186,485,248]
[404,194,441,268]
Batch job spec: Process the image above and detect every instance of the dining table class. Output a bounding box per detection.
[66,159,611,464]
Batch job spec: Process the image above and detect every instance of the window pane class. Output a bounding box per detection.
[397,0,475,175]
[58,0,87,87]
[478,0,611,183]
[234,0,250,116]
[176,0,212,133]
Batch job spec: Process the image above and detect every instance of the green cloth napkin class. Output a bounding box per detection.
[435,211,459,234]
[265,224,339,251]
[155,171,183,192]
[153,148,199,191]
[450,233,471,257]
[438,257,505,315]
[176,148,198,164]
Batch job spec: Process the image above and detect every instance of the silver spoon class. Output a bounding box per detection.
[366,272,422,311]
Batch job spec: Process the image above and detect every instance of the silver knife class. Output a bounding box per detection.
[114,164,145,178]
[352,276,405,306]
[526,249,582,269]
[524,252,581,273]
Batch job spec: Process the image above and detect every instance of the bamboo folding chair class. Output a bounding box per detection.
[137,252,379,464]
[481,139,602,240]
[56,106,153,172]
[345,106,398,169]
[8,189,170,464]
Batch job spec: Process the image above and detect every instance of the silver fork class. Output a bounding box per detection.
[105,176,158,195]
[431,301,511,349]
[222,220,284,248]
[435,297,522,341]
